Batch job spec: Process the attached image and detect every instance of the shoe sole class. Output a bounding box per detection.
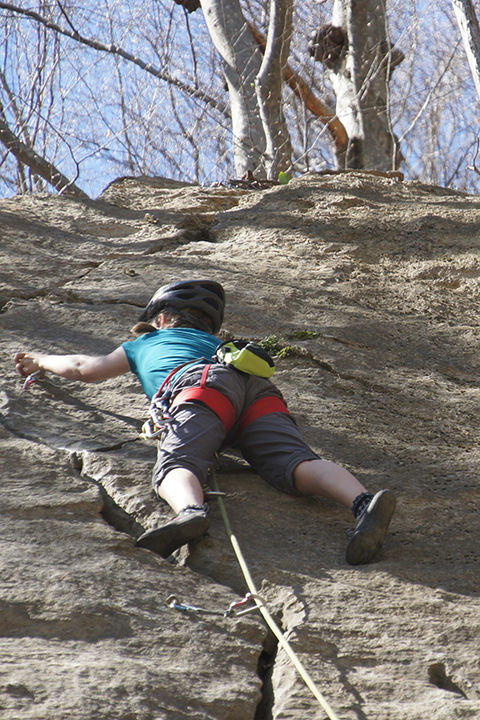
[346,489,396,565]
[136,514,209,558]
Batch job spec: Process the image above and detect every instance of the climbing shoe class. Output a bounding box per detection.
[136,504,210,558]
[345,489,396,565]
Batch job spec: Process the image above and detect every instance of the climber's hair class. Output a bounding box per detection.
[130,305,214,336]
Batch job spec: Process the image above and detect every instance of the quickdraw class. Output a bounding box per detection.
[166,592,262,618]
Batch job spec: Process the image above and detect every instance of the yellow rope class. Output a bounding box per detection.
[211,470,341,720]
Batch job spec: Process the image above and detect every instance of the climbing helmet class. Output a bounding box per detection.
[138,279,225,333]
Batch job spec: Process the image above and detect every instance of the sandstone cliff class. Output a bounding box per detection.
[1,172,479,719]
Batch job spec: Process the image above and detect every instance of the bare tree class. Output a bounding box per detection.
[0,1,479,197]
[248,20,348,165]
[0,0,230,195]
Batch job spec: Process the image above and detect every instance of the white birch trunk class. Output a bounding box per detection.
[200,0,267,177]
[451,0,480,100]
[330,0,398,170]
[255,0,293,179]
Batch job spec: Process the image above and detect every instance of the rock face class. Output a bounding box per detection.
[1,172,479,719]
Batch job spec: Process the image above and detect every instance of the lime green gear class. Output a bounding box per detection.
[216,340,275,379]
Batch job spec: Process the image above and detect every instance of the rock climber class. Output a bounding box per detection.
[14,279,396,563]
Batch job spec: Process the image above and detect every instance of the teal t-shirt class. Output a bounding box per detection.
[122,327,220,399]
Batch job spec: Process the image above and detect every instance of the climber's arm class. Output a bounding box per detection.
[14,346,130,383]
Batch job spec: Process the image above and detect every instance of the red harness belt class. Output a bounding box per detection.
[237,396,289,433]
[170,364,290,434]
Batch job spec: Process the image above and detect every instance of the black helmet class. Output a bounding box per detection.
[139,279,225,333]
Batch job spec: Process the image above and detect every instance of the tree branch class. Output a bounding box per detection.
[248,21,348,154]
[0,1,227,115]
[0,110,88,198]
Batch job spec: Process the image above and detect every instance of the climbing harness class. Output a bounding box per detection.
[171,364,290,434]
[21,371,43,392]
[141,359,290,441]
[140,336,280,441]
[140,359,204,440]
[166,592,262,618]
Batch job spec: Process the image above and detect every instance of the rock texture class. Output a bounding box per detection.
[1,172,479,719]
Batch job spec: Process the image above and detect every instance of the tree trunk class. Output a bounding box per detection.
[451,0,480,100]
[250,21,348,158]
[255,0,293,178]
[200,0,267,177]
[328,0,400,170]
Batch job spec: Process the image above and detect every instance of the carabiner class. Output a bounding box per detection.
[224,593,262,617]
[140,419,164,440]
[21,371,43,393]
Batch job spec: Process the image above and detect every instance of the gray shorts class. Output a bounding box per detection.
[152,363,319,495]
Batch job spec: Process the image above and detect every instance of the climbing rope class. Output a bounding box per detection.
[210,467,342,720]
